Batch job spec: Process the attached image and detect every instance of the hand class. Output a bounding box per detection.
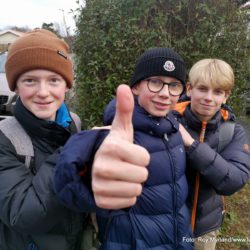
[92,84,150,209]
[179,123,195,147]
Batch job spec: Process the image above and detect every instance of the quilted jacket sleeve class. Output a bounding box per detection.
[187,123,250,195]
[54,129,107,213]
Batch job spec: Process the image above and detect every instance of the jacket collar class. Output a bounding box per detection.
[174,101,235,131]
[13,98,72,148]
[174,101,233,121]
[104,96,179,137]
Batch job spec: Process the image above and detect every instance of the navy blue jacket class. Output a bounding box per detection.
[54,98,193,249]
[175,101,250,237]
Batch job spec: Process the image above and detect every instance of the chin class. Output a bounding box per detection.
[153,111,168,117]
[34,113,54,121]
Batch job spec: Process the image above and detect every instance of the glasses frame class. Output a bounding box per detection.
[146,78,184,96]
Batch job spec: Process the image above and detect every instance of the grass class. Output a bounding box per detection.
[217,182,250,250]
[217,116,250,250]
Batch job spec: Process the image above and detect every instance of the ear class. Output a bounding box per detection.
[131,83,140,95]
[186,82,192,97]
[223,92,230,104]
[14,87,19,95]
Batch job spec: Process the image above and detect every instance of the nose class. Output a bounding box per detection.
[37,82,49,97]
[158,84,170,97]
[204,90,213,101]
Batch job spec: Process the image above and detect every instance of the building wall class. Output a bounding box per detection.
[0,31,23,52]
[0,33,19,45]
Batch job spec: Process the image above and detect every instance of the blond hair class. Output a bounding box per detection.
[189,59,234,93]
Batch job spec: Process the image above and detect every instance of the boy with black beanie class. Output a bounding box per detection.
[54,47,194,249]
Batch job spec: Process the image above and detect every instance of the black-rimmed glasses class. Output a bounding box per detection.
[146,78,184,96]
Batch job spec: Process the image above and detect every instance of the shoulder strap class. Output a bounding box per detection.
[0,117,34,168]
[0,113,81,168]
[70,112,81,132]
[218,121,235,152]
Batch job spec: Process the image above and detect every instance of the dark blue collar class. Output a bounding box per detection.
[104,96,179,137]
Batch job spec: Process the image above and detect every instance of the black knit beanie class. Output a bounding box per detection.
[130,47,186,87]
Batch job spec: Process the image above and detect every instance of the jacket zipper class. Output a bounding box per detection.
[163,133,178,248]
[191,121,207,232]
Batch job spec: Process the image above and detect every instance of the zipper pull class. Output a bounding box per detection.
[200,121,207,142]
[164,133,168,141]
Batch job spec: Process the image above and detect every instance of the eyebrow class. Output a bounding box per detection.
[150,77,181,83]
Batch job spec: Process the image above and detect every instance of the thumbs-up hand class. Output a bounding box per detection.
[92,85,150,209]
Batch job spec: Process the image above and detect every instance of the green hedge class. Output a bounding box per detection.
[73,0,249,128]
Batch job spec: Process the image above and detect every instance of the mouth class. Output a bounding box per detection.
[34,101,53,106]
[153,100,171,110]
[201,103,214,108]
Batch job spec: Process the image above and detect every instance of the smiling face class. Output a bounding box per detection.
[187,59,234,122]
[186,82,229,121]
[15,69,69,121]
[132,76,181,117]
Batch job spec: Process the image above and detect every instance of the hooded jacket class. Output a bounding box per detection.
[54,98,194,250]
[174,101,250,237]
[0,98,85,250]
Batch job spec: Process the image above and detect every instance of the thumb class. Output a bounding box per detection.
[110,84,134,142]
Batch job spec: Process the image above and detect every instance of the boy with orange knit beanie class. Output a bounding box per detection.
[0,29,83,250]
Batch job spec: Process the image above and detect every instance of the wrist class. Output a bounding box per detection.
[186,140,199,154]
[186,138,195,147]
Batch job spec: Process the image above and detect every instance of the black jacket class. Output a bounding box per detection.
[175,101,250,237]
[0,99,85,250]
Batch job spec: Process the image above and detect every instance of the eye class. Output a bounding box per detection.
[49,77,61,85]
[149,78,162,85]
[214,89,225,95]
[51,78,59,82]
[169,82,181,88]
[197,86,207,92]
[49,75,65,86]
[148,79,164,90]
[22,78,36,86]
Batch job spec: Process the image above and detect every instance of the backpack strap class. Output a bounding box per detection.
[0,113,80,169]
[0,117,34,168]
[70,112,81,132]
[217,121,235,216]
[218,121,235,152]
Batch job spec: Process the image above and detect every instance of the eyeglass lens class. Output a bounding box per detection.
[147,78,183,96]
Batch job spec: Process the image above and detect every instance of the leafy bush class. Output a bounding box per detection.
[74,0,249,128]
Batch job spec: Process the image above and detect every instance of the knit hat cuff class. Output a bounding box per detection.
[131,57,185,86]
[6,47,73,91]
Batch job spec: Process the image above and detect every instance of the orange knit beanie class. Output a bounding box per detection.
[5,29,73,91]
